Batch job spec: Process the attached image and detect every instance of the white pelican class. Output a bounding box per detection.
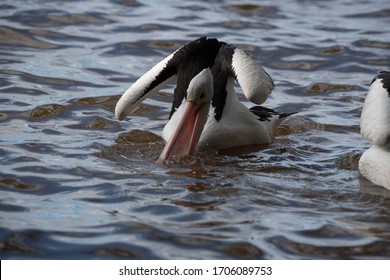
[359,71,390,190]
[115,37,291,162]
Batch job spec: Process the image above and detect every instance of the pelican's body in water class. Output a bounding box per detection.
[115,37,292,162]
[359,71,390,190]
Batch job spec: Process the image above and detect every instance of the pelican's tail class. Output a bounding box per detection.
[249,105,296,131]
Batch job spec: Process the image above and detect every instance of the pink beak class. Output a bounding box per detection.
[158,100,210,163]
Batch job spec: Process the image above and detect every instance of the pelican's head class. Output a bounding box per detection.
[158,68,213,162]
[360,71,390,149]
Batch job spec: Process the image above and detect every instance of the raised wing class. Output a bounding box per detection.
[210,43,274,120]
[115,37,220,120]
[231,47,274,104]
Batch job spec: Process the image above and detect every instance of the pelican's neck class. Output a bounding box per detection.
[197,77,273,151]
[360,79,390,149]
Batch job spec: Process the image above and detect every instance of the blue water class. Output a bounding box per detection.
[0,0,389,259]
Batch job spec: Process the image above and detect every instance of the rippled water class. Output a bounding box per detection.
[1,0,390,259]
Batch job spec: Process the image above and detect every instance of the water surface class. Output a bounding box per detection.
[1,0,390,259]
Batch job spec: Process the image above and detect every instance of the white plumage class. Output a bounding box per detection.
[359,71,390,190]
[115,37,290,162]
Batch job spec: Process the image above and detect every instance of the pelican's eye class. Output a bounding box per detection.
[199,92,205,100]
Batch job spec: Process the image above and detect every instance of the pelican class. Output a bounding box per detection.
[359,71,390,190]
[115,37,291,162]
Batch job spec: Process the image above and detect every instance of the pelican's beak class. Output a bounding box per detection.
[158,101,209,163]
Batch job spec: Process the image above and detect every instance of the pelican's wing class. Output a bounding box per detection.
[231,47,274,104]
[210,44,274,120]
[115,37,220,120]
[115,53,175,120]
